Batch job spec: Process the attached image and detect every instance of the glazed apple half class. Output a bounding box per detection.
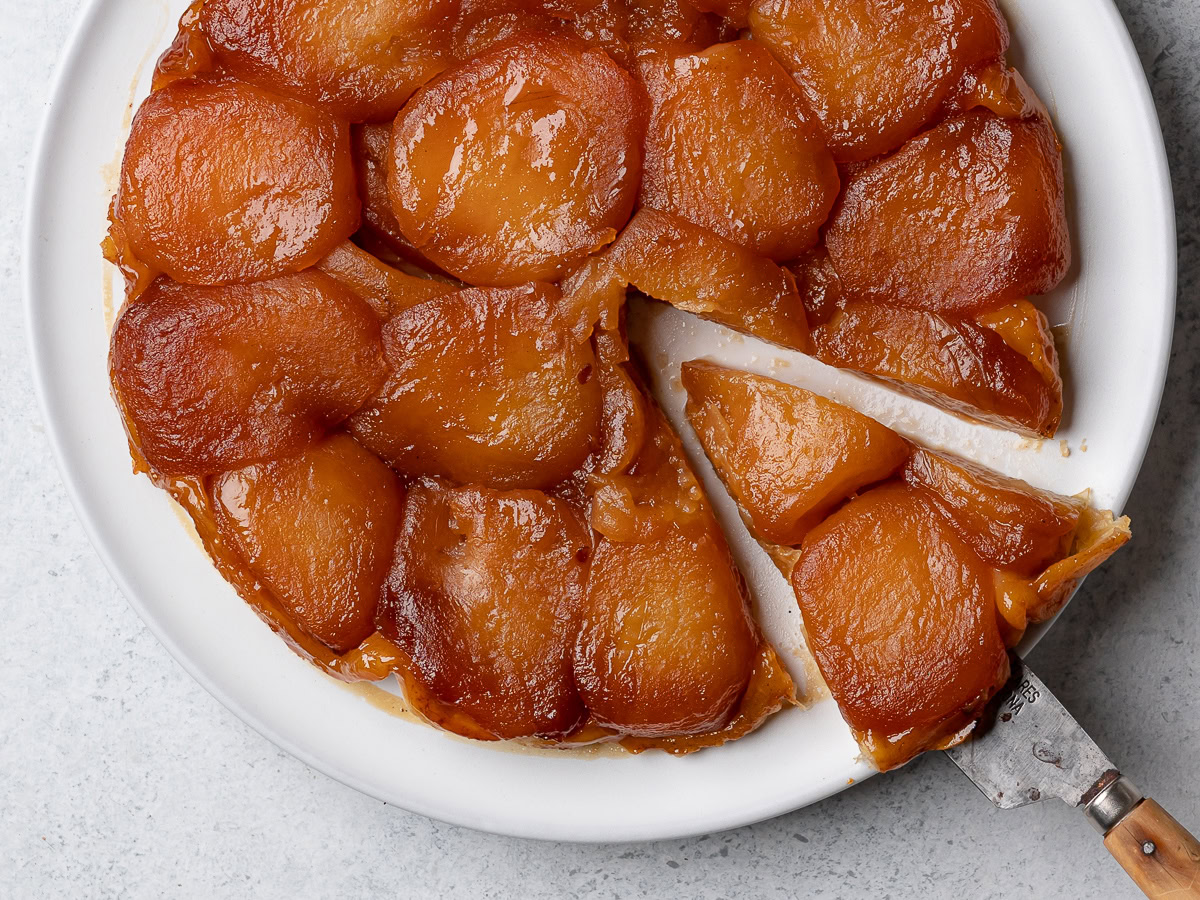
[682,362,1130,770]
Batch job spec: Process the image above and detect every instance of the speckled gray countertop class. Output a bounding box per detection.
[2,2,1197,897]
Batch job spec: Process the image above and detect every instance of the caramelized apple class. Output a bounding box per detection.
[593,329,648,476]
[388,34,647,286]
[690,0,752,29]
[682,361,911,546]
[640,41,838,260]
[379,482,590,739]
[199,0,453,121]
[941,62,1049,122]
[577,401,759,735]
[211,435,404,653]
[349,282,601,489]
[316,241,454,318]
[115,78,359,286]
[352,123,424,264]
[626,0,720,48]
[452,0,633,63]
[824,110,1070,315]
[811,301,1062,437]
[608,209,812,352]
[110,273,385,475]
[792,483,1010,769]
[903,449,1084,576]
[748,0,1009,162]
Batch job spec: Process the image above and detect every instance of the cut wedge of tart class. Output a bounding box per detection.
[681,361,1130,769]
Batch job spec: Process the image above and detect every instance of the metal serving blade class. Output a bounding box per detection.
[946,656,1120,813]
[947,657,1200,897]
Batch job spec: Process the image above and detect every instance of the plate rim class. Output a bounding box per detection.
[22,0,1177,842]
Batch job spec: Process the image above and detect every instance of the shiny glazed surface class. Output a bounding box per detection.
[388,34,646,286]
[348,282,602,489]
[212,434,405,653]
[824,110,1070,315]
[115,77,359,286]
[200,0,455,121]
[109,272,385,475]
[639,40,839,260]
[381,482,591,739]
[748,0,1009,162]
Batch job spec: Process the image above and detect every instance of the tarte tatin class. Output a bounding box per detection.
[104,0,1121,761]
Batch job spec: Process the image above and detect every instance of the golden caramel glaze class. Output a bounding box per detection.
[101,198,158,300]
[109,273,386,476]
[792,483,1011,770]
[104,1,1098,758]
[810,301,1062,437]
[681,361,910,546]
[349,282,602,489]
[379,482,591,740]
[625,0,725,49]
[607,208,812,352]
[198,0,455,121]
[388,34,648,286]
[1032,507,1131,625]
[152,1,213,91]
[903,449,1085,577]
[114,78,359,286]
[748,0,1009,162]
[316,241,454,319]
[824,110,1070,316]
[211,435,404,653]
[976,299,1063,391]
[577,398,761,736]
[639,41,839,261]
[941,61,1050,123]
[452,0,634,63]
[689,0,752,29]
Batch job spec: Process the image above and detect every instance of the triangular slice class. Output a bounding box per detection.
[681,361,1130,770]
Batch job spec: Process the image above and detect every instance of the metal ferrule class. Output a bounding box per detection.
[1083,775,1144,834]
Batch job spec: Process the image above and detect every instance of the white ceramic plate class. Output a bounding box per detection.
[25,0,1175,842]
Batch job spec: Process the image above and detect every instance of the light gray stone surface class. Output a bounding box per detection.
[2,1,1197,897]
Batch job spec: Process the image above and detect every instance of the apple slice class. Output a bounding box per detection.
[682,361,910,546]
[606,208,812,352]
[316,241,454,318]
[577,399,762,736]
[389,34,647,286]
[749,0,1009,162]
[452,0,633,63]
[114,78,359,286]
[640,40,839,261]
[211,434,404,653]
[349,282,601,489]
[811,300,1063,437]
[792,482,1011,770]
[380,482,590,740]
[198,0,454,121]
[110,272,385,476]
[824,110,1069,316]
[903,449,1084,577]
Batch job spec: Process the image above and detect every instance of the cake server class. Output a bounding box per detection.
[946,655,1200,898]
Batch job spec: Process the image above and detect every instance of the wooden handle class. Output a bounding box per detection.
[1104,798,1200,898]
